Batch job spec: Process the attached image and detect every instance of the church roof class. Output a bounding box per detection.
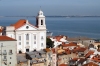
[0,36,16,41]
[11,19,36,29]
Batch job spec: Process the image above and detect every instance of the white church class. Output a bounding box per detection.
[2,10,46,53]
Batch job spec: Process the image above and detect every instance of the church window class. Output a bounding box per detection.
[41,20,43,25]
[26,42,29,44]
[19,36,21,41]
[34,35,36,40]
[26,34,29,40]
[41,36,43,40]
[41,43,43,47]
[26,26,29,29]
[34,41,36,44]
[19,42,21,45]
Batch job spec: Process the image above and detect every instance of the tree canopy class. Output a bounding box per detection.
[46,37,54,48]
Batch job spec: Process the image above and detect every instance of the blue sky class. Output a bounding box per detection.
[0,0,100,16]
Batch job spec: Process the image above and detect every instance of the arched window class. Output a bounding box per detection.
[41,20,43,25]
[26,34,29,40]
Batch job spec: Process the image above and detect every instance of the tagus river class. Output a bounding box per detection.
[0,17,100,39]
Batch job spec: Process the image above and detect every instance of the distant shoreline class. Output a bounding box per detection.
[0,16,100,18]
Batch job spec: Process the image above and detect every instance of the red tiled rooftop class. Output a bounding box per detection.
[83,62,99,66]
[59,64,68,66]
[91,55,100,62]
[85,50,94,58]
[11,19,26,29]
[73,47,87,52]
[11,19,36,29]
[0,36,16,41]
[54,35,67,41]
[62,42,77,47]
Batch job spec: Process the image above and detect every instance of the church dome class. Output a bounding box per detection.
[38,10,43,15]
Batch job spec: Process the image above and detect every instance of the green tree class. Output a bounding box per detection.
[46,37,54,48]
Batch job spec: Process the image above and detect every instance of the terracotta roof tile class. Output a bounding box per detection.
[11,19,36,29]
[59,64,68,66]
[54,35,67,41]
[83,62,99,66]
[85,50,94,58]
[0,36,16,41]
[11,19,26,29]
[62,42,77,47]
[72,47,87,52]
[91,55,100,62]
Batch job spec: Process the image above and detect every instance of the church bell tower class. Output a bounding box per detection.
[36,9,46,30]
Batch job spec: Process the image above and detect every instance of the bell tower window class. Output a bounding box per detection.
[41,20,43,25]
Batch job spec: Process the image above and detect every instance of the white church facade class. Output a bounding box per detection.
[2,10,46,53]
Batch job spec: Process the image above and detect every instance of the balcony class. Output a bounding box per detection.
[3,52,7,55]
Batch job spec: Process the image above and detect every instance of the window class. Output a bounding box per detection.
[26,26,29,29]
[41,36,43,40]
[26,42,29,44]
[34,35,36,40]
[3,50,7,55]
[26,34,29,40]
[4,56,6,59]
[41,20,43,25]
[10,57,11,59]
[9,62,11,64]
[3,50,6,52]
[19,36,21,41]
[34,41,36,44]
[41,43,43,47]
[9,50,12,55]
[0,43,3,47]
[19,42,21,45]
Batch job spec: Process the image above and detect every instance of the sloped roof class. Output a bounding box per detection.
[85,50,94,58]
[62,42,77,47]
[91,55,100,62]
[83,62,99,66]
[59,64,68,66]
[0,36,16,41]
[72,47,87,52]
[11,19,36,29]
